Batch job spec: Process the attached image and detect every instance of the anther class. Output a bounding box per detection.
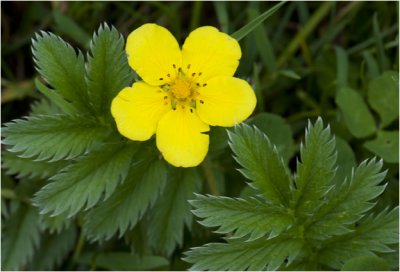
[192,73,196,77]
[167,73,170,77]
[164,96,168,99]
[178,67,182,72]
[181,105,185,109]
[196,83,200,86]
[159,78,163,80]
[173,64,176,68]
[199,72,202,76]
[187,64,191,69]
[203,83,207,87]
[200,100,204,104]
[190,108,194,113]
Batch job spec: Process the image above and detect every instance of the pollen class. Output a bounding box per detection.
[171,78,192,99]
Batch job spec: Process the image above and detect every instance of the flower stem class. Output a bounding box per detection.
[202,158,220,196]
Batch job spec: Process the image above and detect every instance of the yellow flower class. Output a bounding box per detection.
[111,24,256,167]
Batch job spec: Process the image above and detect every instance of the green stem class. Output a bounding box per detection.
[69,228,85,269]
[201,159,220,196]
[277,2,334,67]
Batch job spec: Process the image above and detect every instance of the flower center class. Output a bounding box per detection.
[171,78,192,100]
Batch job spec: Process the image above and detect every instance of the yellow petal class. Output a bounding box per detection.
[181,26,241,82]
[156,106,210,167]
[111,82,170,141]
[196,76,257,127]
[126,23,182,86]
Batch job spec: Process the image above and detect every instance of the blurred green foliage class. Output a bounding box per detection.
[1,1,398,271]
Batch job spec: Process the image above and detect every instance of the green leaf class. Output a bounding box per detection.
[335,46,348,89]
[228,123,292,207]
[247,112,295,163]
[367,71,399,127]
[33,142,138,217]
[40,213,72,234]
[2,151,67,180]
[306,158,387,240]
[318,207,399,269]
[341,255,391,271]
[2,114,109,161]
[31,31,90,114]
[86,24,133,117]
[146,168,202,256]
[333,137,356,184]
[230,1,286,41]
[364,131,399,163]
[336,87,376,138]
[34,78,76,115]
[294,118,337,216]
[78,252,169,271]
[28,226,77,270]
[191,194,293,241]
[1,204,41,270]
[279,69,301,80]
[83,155,168,240]
[30,97,62,115]
[184,236,303,271]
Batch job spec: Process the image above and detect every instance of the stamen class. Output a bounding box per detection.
[192,73,196,77]
[187,64,191,69]
[200,100,204,104]
[190,108,194,113]
[167,74,170,77]
[196,83,200,86]
[199,72,202,76]
[178,67,182,72]
[203,83,207,87]
[173,64,176,68]
[181,105,185,109]
[159,78,163,80]
[164,96,168,99]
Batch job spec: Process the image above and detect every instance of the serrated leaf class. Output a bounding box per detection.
[1,204,41,270]
[83,155,168,241]
[333,137,356,184]
[31,31,90,114]
[247,112,295,163]
[40,213,71,234]
[364,131,399,163]
[78,252,169,271]
[318,207,399,269]
[294,118,337,217]
[306,158,387,240]
[33,142,138,217]
[184,236,303,271]
[30,98,62,115]
[146,168,202,256]
[2,114,109,161]
[228,123,292,207]
[2,151,67,180]
[86,23,133,118]
[336,87,376,138]
[28,226,77,270]
[367,71,399,127]
[191,194,293,241]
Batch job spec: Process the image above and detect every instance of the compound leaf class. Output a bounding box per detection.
[1,204,41,270]
[2,151,67,180]
[228,123,292,207]
[184,236,303,271]
[146,168,202,256]
[191,194,293,241]
[83,154,167,241]
[33,142,138,217]
[306,158,387,240]
[294,118,337,217]
[2,114,109,161]
[32,31,90,114]
[318,207,399,269]
[28,226,77,270]
[86,23,132,118]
